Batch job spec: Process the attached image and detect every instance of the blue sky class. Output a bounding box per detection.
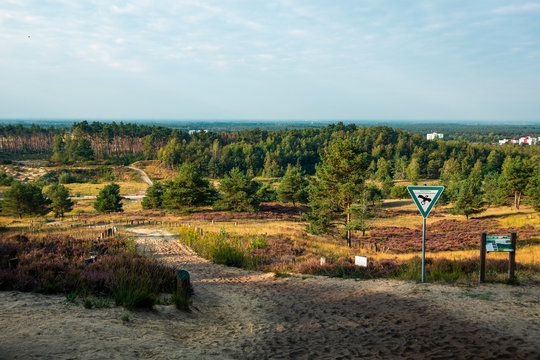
[1,0,539,122]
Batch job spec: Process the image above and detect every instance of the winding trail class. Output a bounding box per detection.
[127,165,153,186]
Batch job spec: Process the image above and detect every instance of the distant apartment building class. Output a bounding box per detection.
[518,136,537,145]
[498,136,538,145]
[426,132,444,140]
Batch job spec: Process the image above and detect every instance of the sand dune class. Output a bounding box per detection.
[0,228,539,359]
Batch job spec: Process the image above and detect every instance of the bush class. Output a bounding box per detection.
[0,234,176,309]
[390,185,409,199]
[58,172,76,184]
[178,227,260,269]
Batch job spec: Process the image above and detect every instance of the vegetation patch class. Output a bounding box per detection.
[178,227,540,283]
[365,219,538,253]
[0,233,175,309]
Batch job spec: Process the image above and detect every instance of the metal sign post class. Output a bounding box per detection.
[407,186,444,283]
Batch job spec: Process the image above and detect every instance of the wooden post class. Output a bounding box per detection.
[509,232,517,282]
[8,257,19,270]
[176,270,191,300]
[479,232,486,283]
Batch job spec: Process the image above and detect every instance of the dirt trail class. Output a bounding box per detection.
[127,165,153,186]
[132,228,540,359]
[0,227,539,359]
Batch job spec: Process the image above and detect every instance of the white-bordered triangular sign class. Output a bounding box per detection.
[407,186,444,218]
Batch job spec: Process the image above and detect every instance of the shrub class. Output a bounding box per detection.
[58,172,76,184]
[0,233,175,309]
[390,185,409,199]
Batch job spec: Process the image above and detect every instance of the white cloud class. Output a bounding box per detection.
[492,3,540,15]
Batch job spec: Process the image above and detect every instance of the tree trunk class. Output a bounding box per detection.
[346,203,351,247]
[515,191,521,210]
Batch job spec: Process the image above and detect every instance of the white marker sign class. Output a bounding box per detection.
[355,256,368,267]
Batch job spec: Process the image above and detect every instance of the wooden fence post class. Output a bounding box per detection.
[177,270,191,300]
[479,232,486,283]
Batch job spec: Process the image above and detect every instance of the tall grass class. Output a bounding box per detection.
[178,227,540,283]
[178,227,265,269]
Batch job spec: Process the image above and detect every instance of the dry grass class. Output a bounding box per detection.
[179,219,305,237]
[131,160,178,181]
[370,244,540,267]
[63,182,147,196]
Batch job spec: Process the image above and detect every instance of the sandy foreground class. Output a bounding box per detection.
[1,228,539,359]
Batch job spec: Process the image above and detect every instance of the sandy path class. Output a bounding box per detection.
[127,165,153,186]
[0,227,539,359]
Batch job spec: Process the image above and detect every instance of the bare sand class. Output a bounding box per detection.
[1,228,539,359]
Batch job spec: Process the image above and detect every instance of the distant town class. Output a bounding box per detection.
[426,132,538,145]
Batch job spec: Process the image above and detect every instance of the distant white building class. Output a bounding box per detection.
[426,132,444,140]
[498,139,510,145]
[519,136,537,145]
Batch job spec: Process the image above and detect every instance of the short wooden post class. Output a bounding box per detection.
[509,232,517,281]
[177,270,191,300]
[479,232,486,283]
[8,257,19,270]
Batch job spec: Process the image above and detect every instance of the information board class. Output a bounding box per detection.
[486,236,514,252]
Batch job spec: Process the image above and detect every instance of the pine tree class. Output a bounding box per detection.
[162,164,216,210]
[375,158,391,182]
[94,183,123,213]
[306,138,369,246]
[214,168,261,211]
[381,177,394,198]
[450,177,485,220]
[500,156,534,210]
[46,183,74,218]
[483,173,506,207]
[277,165,308,206]
[141,182,165,209]
[50,134,67,163]
[406,158,420,185]
[2,182,51,218]
[525,163,540,212]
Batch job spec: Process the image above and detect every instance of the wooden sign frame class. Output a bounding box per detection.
[479,232,516,283]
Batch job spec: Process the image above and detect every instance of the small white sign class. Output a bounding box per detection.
[355,256,368,267]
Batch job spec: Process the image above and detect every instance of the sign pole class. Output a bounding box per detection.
[422,217,426,283]
[509,232,517,281]
[407,186,444,284]
[479,232,486,283]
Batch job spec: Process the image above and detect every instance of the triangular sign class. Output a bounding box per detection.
[407,186,444,218]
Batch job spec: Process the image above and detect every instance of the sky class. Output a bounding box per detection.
[1,0,540,122]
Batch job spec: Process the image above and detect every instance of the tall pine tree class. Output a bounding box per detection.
[277,165,308,206]
[306,138,369,246]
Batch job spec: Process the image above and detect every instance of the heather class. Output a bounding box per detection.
[0,233,176,309]
[178,226,540,283]
[365,219,538,253]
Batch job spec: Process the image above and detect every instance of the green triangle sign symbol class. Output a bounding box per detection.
[407,186,444,218]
